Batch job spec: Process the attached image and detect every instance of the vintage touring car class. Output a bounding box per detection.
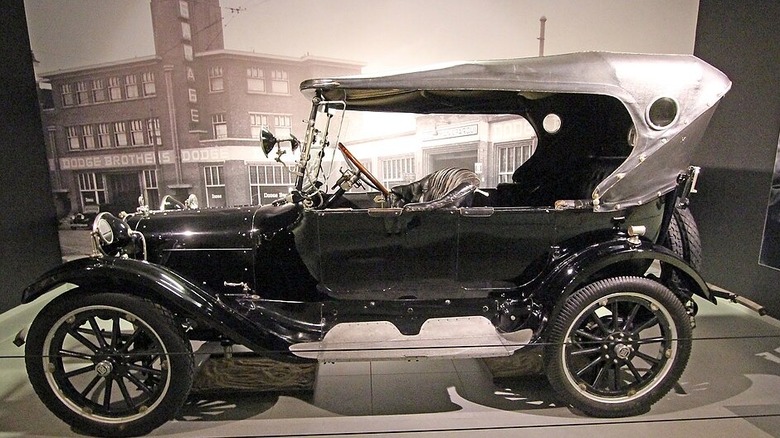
[18,52,732,436]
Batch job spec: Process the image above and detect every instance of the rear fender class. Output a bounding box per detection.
[536,237,712,307]
[21,257,272,350]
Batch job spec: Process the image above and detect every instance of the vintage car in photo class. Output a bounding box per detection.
[68,204,101,229]
[17,52,731,436]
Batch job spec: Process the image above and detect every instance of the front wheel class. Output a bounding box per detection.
[544,276,692,417]
[25,292,194,437]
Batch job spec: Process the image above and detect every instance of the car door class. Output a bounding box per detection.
[457,206,558,293]
[309,207,459,300]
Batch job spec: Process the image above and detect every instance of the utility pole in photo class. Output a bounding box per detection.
[538,16,547,56]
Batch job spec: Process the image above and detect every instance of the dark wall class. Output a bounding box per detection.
[0,1,62,313]
[692,0,780,316]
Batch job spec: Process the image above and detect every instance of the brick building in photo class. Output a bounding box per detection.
[38,0,362,217]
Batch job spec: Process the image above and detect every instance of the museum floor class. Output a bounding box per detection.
[1,288,779,437]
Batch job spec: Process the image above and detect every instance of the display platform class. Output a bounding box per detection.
[1,290,779,437]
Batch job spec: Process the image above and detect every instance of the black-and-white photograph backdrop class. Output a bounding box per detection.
[22,0,699,219]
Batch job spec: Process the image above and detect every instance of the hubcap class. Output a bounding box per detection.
[613,344,633,360]
[94,360,113,377]
[607,332,635,361]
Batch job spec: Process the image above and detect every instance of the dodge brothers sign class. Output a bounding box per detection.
[58,147,269,170]
[59,151,174,170]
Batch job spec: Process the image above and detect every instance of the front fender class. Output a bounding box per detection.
[535,237,712,305]
[21,256,272,350]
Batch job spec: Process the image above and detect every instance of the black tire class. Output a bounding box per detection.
[544,276,692,417]
[664,207,702,270]
[25,293,194,437]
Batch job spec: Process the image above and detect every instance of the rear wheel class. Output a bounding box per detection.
[25,293,193,437]
[664,207,702,269]
[544,276,691,417]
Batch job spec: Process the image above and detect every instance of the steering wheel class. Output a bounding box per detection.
[338,143,390,198]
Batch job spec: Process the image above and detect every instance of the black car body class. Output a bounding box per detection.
[19,52,732,436]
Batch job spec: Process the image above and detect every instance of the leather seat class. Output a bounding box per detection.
[390,168,480,211]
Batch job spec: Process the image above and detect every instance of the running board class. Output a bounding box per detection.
[288,316,532,361]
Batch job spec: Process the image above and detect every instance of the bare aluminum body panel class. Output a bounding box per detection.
[300,52,731,211]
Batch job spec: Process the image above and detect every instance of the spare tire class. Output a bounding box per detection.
[664,207,702,270]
